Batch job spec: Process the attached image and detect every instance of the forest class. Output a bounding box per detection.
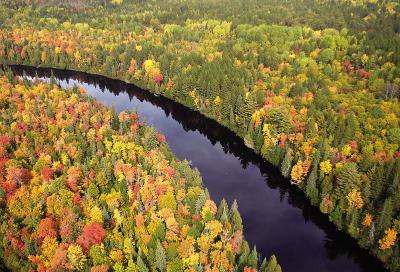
[0,70,281,271]
[0,0,399,271]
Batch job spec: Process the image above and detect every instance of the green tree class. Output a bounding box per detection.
[248,246,258,268]
[335,162,361,200]
[280,148,292,178]
[306,166,319,205]
[137,255,149,272]
[262,255,282,272]
[378,198,393,232]
[155,240,166,272]
[230,200,243,232]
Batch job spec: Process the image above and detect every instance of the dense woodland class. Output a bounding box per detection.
[0,0,399,270]
[0,71,282,271]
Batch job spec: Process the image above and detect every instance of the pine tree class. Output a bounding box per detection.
[367,164,385,201]
[137,255,149,272]
[347,208,359,238]
[217,198,229,219]
[335,162,361,200]
[378,198,393,232]
[235,94,243,115]
[254,126,264,152]
[306,166,319,205]
[342,113,359,144]
[361,180,371,207]
[229,106,235,127]
[280,148,292,178]
[260,258,267,270]
[248,246,258,268]
[244,133,254,149]
[235,94,244,128]
[264,255,282,272]
[389,161,400,198]
[320,174,333,198]
[304,117,317,139]
[230,200,243,232]
[238,241,250,270]
[242,94,257,129]
[195,191,206,214]
[265,109,291,134]
[155,240,166,272]
[330,205,343,229]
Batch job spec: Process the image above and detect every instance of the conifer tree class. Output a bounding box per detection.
[343,113,359,144]
[264,255,282,272]
[195,191,206,214]
[280,148,292,178]
[389,161,400,199]
[248,246,258,268]
[367,164,385,201]
[242,95,257,129]
[347,208,359,238]
[229,106,235,127]
[306,166,319,205]
[378,198,393,232]
[137,255,149,272]
[230,200,243,232]
[254,126,264,152]
[217,198,229,222]
[238,241,250,270]
[335,162,361,199]
[155,240,166,272]
[330,205,343,229]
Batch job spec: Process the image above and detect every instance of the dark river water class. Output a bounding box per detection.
[9,66,387,272]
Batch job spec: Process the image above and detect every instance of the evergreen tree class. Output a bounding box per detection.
[378,198,393,232]
[367,164,385,201]
[306,166,319,205]
[361,180,371,207]
[155,240,166,272]
[330,205,343,230]
[237,241,250,270]
[229,106,235,127]
[234,94,243,115]
[280,148,292,178]
[241,94,257,129]
[304,117,317,139]
[347,208,359,238]
[265,109,291,134]
[195,191,206,214]
[264,255,282,272]
[217,198,228,217]
[230,200,243,232]
[137,255,149,272]
[254,126,264,152]
[248,246,258,268]
[389,161,400,198]
[343,113,359,144]
[335,162,361,200]
[244,133,255,149]
[266,145,283,167]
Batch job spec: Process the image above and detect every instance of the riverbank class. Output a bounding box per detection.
[7,59,395,269]
[0,70,282,271]
[7,64,388,272]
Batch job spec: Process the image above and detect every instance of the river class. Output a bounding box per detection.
[9,66,386,272]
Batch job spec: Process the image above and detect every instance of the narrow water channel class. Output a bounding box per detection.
[10,66,386,272]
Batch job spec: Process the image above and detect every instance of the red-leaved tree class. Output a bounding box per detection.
[77,222,106,251]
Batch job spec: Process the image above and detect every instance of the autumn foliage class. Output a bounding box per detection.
[1,0,399,269]
[76,223,106,252]
[0,74,278,271]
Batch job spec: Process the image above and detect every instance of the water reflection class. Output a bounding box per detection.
[9,65,386,272]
